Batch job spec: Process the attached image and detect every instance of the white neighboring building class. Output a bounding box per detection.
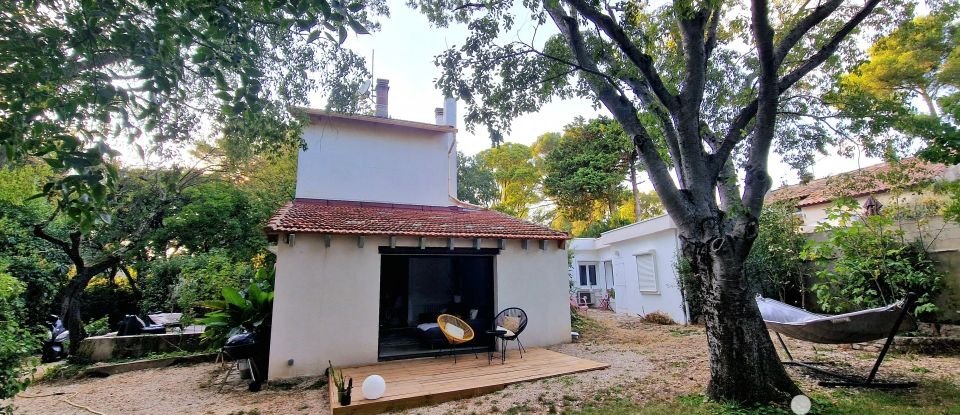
[569,215,688,324]
[265,80,571,380]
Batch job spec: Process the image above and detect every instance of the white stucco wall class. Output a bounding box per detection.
[268,234,570,379]
[570,216,688,324]
[295,118,456,205]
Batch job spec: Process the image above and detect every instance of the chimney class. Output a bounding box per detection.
[435,108,445,125]
[443,97,457,127]
[375,79,389,118]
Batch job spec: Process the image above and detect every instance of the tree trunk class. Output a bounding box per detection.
[60,271,93,357]
[684,233,800,402]
[629,160,641,221]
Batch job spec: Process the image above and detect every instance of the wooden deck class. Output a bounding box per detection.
[329,348,608,415]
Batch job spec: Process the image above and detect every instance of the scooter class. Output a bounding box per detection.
[41,314,69,363]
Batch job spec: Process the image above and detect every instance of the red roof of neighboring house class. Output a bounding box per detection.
[265,199,569,240]
[766,158,948,207]
[295,107,457,134]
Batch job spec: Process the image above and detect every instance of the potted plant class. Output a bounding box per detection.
[329,360,353,406]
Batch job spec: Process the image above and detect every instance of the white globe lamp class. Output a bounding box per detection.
[361,375,386,400]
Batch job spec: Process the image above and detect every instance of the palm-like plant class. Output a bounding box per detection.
[199,268,274,345]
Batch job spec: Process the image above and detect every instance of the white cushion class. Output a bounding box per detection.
[495,325,515,337]
[417,323,439,331]
[445,323,465,339]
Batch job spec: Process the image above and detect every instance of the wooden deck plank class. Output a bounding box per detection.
[329,348,608,415]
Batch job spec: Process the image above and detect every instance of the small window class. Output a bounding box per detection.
[635,253,658,293]
[578,262,598,288]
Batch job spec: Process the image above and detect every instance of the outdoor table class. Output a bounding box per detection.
[485,329,508,365]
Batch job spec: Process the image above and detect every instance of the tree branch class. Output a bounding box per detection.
[544,3,693,222]
[712,0,882,180]
[705,6,722,60]
[773,0,845,67]
[564,0,679,111]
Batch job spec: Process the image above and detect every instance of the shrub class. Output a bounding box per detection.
[84,316,111,337]
[198,267,274,346]
[640,311,676,325]
[803,199,944,319]
[744,203,811,304]
[0,270,40,400]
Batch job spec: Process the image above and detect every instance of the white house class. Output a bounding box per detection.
[569,215,688,324]
[264,80,571,380]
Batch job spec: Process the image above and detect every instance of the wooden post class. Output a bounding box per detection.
[474,238,481,250]
[419,237,426,249]
[521,240,528,250]
[539,240,546,250]
[286,233,296,246]
[357,236,365,248]
[389,236,396,248]
[498,239,506,250]
[448,238,455,250]
[323,234,331,248]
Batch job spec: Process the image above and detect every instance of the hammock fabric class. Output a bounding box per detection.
[756,297,916,344]
[756,293,918,388]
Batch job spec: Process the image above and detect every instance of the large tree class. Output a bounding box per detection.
[414,0,907,403]
[476,143,541,217]
[0,0,385,229]
[542,116,635,220]
[832,7,960,163]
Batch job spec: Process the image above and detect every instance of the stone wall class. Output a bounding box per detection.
[76,330,205,362]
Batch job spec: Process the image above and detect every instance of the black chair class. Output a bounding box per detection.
[492,308,528,360]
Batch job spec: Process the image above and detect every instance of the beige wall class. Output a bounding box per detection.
[268,234,570,379]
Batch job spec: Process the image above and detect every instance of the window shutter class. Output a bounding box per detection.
[635,253,658,293]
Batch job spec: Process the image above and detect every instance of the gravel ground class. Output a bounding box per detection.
[9,310,960,415]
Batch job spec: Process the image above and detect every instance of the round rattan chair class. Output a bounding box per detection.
[493,308,528,360]
[437,314,477,363]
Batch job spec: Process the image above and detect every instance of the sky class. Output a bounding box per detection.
[308,0,883,189]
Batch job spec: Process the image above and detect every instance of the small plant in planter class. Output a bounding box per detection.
[329,360,353,405]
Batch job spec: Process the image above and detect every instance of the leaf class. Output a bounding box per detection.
[222,287,246,308]
[307,30,322,43]
[337,26,347,45]
[347,19,369,35]
[346,2,363,12]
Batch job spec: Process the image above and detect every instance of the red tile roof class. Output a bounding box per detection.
[266,199,569,240]
[766,158,948,207]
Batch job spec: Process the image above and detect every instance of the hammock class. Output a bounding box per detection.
[756,297,916,344]
[756,293,918,388]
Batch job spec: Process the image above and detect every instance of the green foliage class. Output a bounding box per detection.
[457,152,498,207]
[199,268,275,345]
[803,199,944,318]
[578,217,633,238]
[84,316,111,337]
[161,181,267,261]
[743,204,811,303]
[0,270,40,400]
[476,143,541,218]
[174,250,255,316]
[542,117,635,221]
[832,8,960,164]
[674,253,703,324]
[0,0,385,228]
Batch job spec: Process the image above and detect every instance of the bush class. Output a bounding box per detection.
[640,311,676,325]
[803,199,944,319]
[0,270,40,400]
[175,250,254,316]
[674,253,703,324]
[84,316,111,337]
[744,203,811,304]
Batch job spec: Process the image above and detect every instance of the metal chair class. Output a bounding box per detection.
[437,314,477,363]
[492,307,528,361]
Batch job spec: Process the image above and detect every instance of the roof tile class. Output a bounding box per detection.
[265,199,569,240]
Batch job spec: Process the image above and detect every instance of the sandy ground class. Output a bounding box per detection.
[9,310,960,415]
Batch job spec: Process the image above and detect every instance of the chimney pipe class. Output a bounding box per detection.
[435,108,445,125]
[443,97,457,128]
[375,79,389,118]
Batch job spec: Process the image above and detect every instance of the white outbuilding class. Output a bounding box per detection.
[264,80,571,380]
[569,215,689,324]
